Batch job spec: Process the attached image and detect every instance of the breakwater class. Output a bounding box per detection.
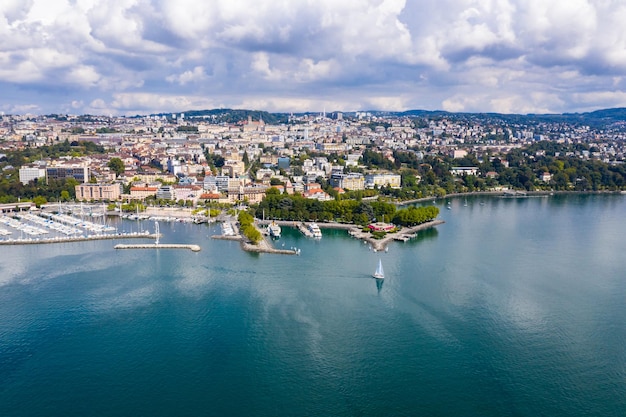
[114,243,201,252]
[212,230,299,255]
[0,232,157,246]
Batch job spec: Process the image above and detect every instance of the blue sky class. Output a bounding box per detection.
[1,0,626,116]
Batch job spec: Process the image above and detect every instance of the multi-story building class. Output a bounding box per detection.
[75,183,122,201]
[226,185,268,204]
[329,173,365,191]
[222,160,245,177]
[19,166,46,185]
[46,166,90,183]
[156,185,175,200]
[365,173,402,189]
[130,186,158,199]
[203,175,231,192]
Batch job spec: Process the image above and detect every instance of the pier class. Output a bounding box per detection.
[348,220,445,251]
[114,243,201,252]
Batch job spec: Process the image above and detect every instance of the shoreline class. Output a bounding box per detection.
[395,189,623,206]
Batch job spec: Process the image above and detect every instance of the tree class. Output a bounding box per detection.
[108,157,125,177]
[33,196,47,207]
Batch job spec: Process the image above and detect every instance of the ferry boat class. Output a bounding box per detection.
[268,221,281,239]
[307,222,322,239]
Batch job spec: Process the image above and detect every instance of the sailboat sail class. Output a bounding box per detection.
[373,259,385,279]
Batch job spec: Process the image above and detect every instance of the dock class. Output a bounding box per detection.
[297,222,314,237]
[114,243,201,252]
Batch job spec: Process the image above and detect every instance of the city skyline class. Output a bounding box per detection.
[2,0,626,116]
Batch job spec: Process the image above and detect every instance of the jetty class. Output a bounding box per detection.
[212,222,299,255]
[348,219,445,251]
[114,243,201,252]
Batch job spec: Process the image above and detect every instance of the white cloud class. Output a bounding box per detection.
[2,0,626,114]
[166,66,206,85]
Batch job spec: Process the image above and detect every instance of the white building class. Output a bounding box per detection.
[365,173,402,189]
[19,167,46,185]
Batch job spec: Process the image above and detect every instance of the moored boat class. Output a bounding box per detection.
[307,222,322,239]
[268,221,281,239]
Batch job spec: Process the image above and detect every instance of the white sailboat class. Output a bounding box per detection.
[373,259,385,279]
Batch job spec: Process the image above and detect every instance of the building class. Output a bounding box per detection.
[227,185,268,204]
[75,183,122,201]
[156,185,175,200]
[129,186,158,199]
[450,167,479,176]
[173,185,204,203]
[329,173,365,190]
[203,175,231,192]
[19,166,46,185]
[365,173,402,189]
[46,166,90,183]
[222,160,245,178]
[540,172,552,182]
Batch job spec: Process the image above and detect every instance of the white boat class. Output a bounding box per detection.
[307,222,322,239]
[373,259,385,279]
[268,221,281,239]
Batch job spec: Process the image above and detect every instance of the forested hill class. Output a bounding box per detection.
[152,109,289,125]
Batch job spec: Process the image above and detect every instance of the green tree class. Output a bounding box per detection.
[108,157,125,177]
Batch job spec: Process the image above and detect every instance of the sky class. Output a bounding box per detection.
[2,0,626,116]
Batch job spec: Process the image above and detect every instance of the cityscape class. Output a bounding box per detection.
[1,108,625,214]
[2,1,626,416]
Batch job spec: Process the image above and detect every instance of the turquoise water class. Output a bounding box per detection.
[0,194,625,416]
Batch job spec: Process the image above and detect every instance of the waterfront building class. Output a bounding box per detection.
[365,173,402,189]
[75,183,122,201]
[173,185,204,203]
[156,185,175,200]
[129,186,158,199]
[227,185,268,204]
[330,172,365,191]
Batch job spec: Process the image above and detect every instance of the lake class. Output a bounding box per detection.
[0,194,625,416]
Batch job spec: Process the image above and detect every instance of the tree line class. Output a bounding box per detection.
[253,188,439,227]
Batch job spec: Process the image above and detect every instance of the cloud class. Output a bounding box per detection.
[1,0,626,114]
[166,66,206,85]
